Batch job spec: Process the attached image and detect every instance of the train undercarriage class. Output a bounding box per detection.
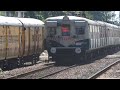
[0,54,40,71]
[48,45,120,65]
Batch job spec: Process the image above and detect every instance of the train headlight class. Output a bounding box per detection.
[50,47,56,53]
[75,48,81,54]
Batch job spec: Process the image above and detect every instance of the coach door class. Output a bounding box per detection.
[34,27,42,54]
[36,27,41,54]
[61,24,70,36]
[24,27,30,56]
[34,27,38,54]
[20,27,25,57]
[105,26,107,46]
[29,27,35,56]
[62,16,70,37]
[0,26,6,60]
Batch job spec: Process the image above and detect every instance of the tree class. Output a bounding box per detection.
[0,11,4,16]
[87,11,116,22]
[24,11,36,18]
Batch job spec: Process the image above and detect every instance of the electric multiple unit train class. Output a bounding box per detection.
[1,15,120,67]
[45,16,120,63]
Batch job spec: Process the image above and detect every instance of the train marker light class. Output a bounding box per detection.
[75,48,81,53]
[50,47,56,53]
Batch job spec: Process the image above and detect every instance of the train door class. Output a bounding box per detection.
[29,27,35,56]
[61,24,70,36]
[19,27,25,57]
[34,27,42,54]
[41,27,44,51]
[20,27,25,56]
[34,27,37,54]
[35,27,39,54]
[61,16,70,38]
[0,26,6,60]
[105,26,108,46]
[60,24,71,47]
[28,27,30,55]
[23,27,30,56]
[38,27,44,54]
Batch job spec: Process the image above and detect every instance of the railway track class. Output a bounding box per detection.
[88,59,120,79]
[4,55,120,79]
[7,63,78,79]
[39,64,77,79]
[5,62,55,79]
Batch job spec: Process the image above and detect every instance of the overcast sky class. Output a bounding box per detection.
[115,11,119,21]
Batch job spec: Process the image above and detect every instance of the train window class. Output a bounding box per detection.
[90,25,92,32]
[90,25,93,38]
[93,26,94,38]
[91,25,93,38]
[100,27,102,38]
[48,27,56,36]
[94,26,97,33]
[76,26,85,35]
[61,24,70,36]
[102,27,104,38]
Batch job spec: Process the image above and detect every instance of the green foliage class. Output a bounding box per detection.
[0,11,5,16]
[24,11,117,24]
[2,11,117,24]
[87,11,116,22]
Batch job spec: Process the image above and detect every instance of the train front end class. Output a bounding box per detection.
[45,16,89,61]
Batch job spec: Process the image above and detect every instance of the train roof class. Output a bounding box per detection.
[17,18,44,27]
[0,16,22,26]
[46,16,119,28]
[46,16,100,25]
[0,16,44,27]
[97,21,118,28]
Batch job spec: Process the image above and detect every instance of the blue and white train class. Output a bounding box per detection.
[45,15,120,63]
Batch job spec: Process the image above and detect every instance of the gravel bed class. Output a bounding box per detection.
[97,63,120,79]
[0,51,120,79]
[0,50,51,79]
[44,52,120,79]
[0,62,54,79]
[16,66,74,79]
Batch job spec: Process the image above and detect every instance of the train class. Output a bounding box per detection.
[45,15,120,63]
[1,15,120,68]
[0,16,45,69]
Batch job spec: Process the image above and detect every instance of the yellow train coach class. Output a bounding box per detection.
[0,16,44,70]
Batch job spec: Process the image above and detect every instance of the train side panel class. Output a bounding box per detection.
[6,26,19,59]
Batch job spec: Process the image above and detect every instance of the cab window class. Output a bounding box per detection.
[76,26,85,35]
[48,27,56,36]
